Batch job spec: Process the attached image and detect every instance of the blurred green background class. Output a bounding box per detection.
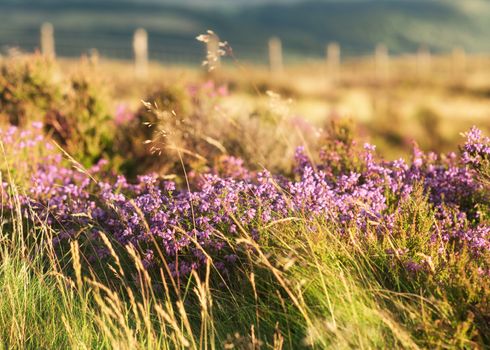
[1,0,490,63]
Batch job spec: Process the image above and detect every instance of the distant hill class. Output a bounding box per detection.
[0,0,489,63]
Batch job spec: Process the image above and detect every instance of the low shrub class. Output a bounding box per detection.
[1,54,116,168]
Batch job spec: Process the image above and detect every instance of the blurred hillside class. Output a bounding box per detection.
[1,0,490,62]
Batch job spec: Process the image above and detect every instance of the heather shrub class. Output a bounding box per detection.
[0,122,57,186]
[316,118,364,177]
[0,54,116,168]
[117,83,210,177]
[362,102,408,157]
[415,106,447,151]
[44,73,115,167]
[462,127,490,189]
[0,54,60,126]
[1,122,490,347]
[231,92,314,174]
[118,84,312,179]
[5,124,488,274]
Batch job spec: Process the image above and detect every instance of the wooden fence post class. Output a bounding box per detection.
[268,37,283,75]
[133,28,149,78]
[326,42,341,83]
[452,47,467,76]
[40,22,55,59]
[89,48,100,66]
[417,46,432,75]
[375,43,389,80]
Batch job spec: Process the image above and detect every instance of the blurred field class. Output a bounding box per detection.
[56,52,490,159]
[2,0,490,60]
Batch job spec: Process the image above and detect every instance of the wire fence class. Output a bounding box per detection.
[0,25,271,66]
[0,23,480,81]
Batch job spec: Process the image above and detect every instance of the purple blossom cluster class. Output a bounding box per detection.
[461,126,490,168]
[1,124,489,277]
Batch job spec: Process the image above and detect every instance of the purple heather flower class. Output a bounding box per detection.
[1,125,489,278]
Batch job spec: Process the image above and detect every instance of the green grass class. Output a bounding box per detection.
[0,227,101,349]
[0,193,485,349]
